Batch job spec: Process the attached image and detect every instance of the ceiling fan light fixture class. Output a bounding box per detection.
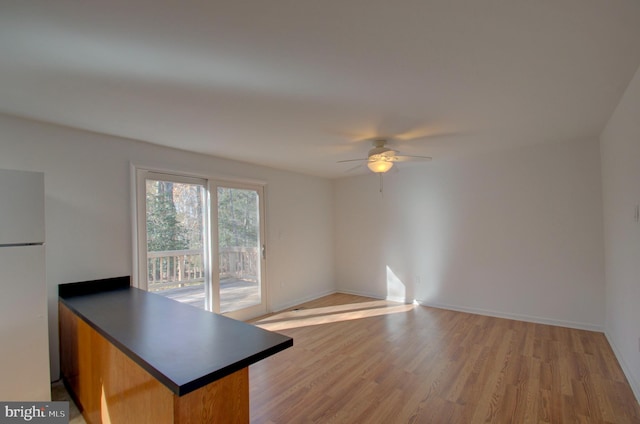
[367,159,394,173]
[338,138,430,175]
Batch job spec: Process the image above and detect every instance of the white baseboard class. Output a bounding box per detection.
[336,288,603,332]
[270,289,338,313]
[416,299,603,332]
[334,288,387,300]
[604,331,640,405]
[316,288,414,305]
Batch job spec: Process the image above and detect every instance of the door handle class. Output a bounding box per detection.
[262,244,266,260]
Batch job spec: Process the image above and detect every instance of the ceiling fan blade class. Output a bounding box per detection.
[337,158,368,163]
[393,155,432,162]
[344,164,364,173]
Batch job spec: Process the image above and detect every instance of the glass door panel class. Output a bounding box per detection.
[217,186,262,314]
[144,177,210,310]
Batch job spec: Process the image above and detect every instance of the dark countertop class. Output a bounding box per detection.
[59,277,292,396]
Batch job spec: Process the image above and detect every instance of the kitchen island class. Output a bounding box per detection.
[58,277,292,424]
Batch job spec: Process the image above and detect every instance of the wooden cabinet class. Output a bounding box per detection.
[60,303,249,424]
[58,279,291,424]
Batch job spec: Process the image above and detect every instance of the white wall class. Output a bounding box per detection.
[0,113,335,380]
[601,64,640,400]
[335,138,606,330]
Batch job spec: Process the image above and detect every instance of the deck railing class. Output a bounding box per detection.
[147,247,258,291]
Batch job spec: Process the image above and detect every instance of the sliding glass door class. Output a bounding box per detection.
[135,170,266,319]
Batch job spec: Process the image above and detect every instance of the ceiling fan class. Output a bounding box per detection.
[338,139,432,174]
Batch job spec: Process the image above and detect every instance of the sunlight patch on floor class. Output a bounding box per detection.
[253,301,415,331]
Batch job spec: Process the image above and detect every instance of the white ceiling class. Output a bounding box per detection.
[1,0,640,178]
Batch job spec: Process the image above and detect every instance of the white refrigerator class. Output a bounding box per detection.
[0,169,51,401]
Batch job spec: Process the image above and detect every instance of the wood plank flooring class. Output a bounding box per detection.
[249,294,640,424]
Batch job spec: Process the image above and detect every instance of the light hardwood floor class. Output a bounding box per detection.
[249,294,640,424]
